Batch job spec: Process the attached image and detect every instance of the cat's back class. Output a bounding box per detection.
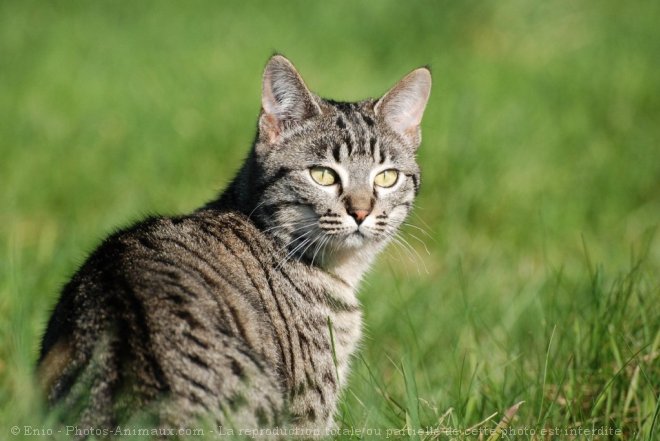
[41,209,281,353]
[39,209,289,422]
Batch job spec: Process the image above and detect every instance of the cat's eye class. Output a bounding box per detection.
[310,166,338,186]
[374,169,399,188]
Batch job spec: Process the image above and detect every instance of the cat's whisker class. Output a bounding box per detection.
[286,237,314,265]
[267,224,317,242]
[388,236,419,278]
[410,209,435,234]
[394,232,429,275]
[276,231,315,269]
[286,223,321,242]
[389,235,417,267]
[312,235,333,268]
[298,233,324,264]
[247,200,268,220]
[403,230,432,256]
[387,236,410,266]
[275,228,311,254]
[310,236,330,268]
[389,231,416,258]
[278,228,315,254]
[268,221,319,251]
[402,221,435,242]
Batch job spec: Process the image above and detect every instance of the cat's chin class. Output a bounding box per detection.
[332,230,384,250]
[339,232,367,249]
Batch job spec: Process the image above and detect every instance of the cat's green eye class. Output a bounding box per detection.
[374,169,399,188]
[310,167,338,186]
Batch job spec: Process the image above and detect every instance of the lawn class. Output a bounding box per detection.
[1,1,659,439]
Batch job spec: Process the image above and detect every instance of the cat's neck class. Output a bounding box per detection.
[318,241,386,289]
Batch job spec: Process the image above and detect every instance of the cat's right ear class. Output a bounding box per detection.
[259,55,321,145]
[374,67,432,149]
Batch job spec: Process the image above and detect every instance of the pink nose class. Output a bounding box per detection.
[349,209,370,225]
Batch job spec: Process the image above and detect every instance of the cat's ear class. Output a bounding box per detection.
[374,67,432,149]
[259,55,321,144]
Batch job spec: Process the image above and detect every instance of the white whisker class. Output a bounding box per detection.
[298,234,323,264]
[310,235,330,268]
[410,209,435,234]
[394,231,429,274]
[247,200,268,220]
[404,230,431,255]
[402,221,435,241]
[276,230,315,270]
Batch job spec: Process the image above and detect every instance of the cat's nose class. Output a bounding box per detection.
[348,209,371,225]
[346,194,374,225]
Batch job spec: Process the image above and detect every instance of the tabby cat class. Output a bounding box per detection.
[38,55,431,434]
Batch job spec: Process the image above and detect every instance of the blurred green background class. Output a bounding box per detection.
[1,1,659,439]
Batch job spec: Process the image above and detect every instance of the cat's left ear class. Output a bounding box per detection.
[259,55,321,144]
[374,67,432,149]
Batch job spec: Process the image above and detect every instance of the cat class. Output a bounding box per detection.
[37,54,431,434]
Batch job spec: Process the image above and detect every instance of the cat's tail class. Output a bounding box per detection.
[38,323,123,431]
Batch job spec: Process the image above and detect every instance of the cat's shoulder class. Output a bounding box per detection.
[66,210,271,291]
[95,209,266,254]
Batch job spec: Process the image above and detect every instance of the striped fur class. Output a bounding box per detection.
[38,55,431,433]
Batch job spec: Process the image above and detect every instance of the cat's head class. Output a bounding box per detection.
[249,55,431,275]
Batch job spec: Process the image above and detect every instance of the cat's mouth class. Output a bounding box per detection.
[349,229,366,240]
[333,228,375,248]
[306,214,388,253]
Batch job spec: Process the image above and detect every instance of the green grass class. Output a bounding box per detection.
[1,1,659,439]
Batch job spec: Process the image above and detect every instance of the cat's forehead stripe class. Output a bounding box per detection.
[328,134,384,164]
[304,99,403,164]
[331,106,381,158]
